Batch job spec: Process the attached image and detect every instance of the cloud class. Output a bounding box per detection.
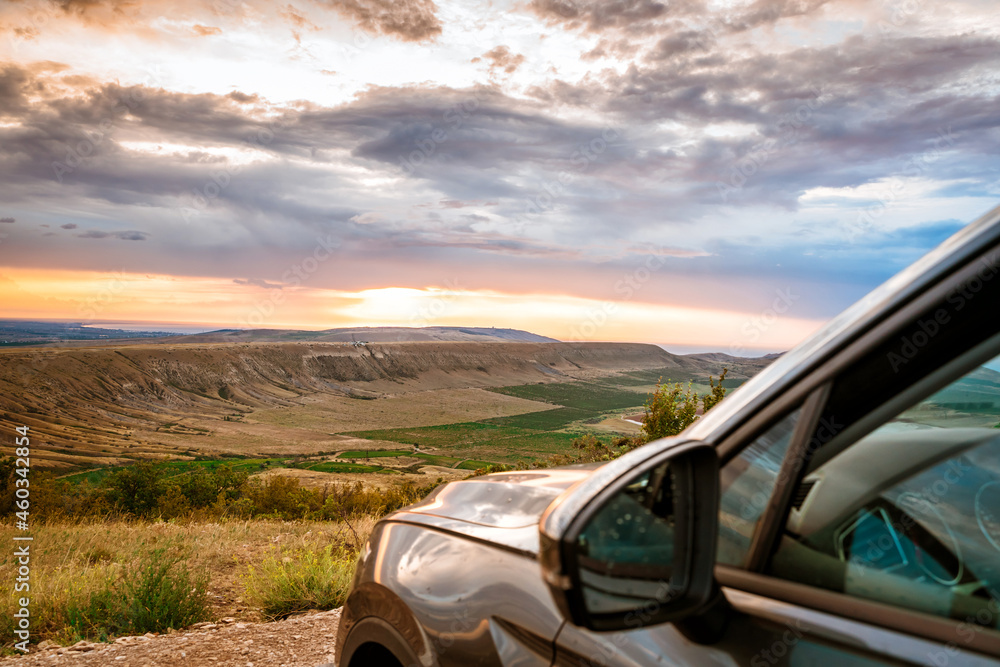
[77,230,149,240]
[626,243,712,258]
[234,277,284,289]
[527,0,671,33]
[724,0,836,32]
[324,0,442,42]
[0,217,14,223]
[0,2,997,330]
[472,46,526,77]
[191,24,222,37]
[226,91,259,104]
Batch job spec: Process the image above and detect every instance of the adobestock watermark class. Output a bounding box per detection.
[179,115,291,223]
[572,580,676,667]
[728,287,799,357]
[408,279,463,328]
[336,26,376,62]
[717,87,825,204]
[6,3,59,56]
[241,234,340,327]
[568,253,666,342]
[846,126,956,243]
[874,0,924,38]
[926,593,1000,666]
[396,94,483,177]
[846,466,971,579]
[886,252,998,373]
[51,69,165,184]
[400,606,478,666]
[749,619,808,667]
[732,413,844,528]
[513,126,622,227]
[77,269,128,324]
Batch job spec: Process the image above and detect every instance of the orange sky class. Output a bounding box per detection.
[0,267,825,349]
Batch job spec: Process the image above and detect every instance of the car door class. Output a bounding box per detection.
[551,241,1000,665]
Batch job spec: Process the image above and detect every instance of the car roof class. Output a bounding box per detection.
[686,203,1000,444]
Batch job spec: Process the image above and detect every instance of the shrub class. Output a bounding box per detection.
[242,545,355,620]
[64,548,209,640]
[319,481,434,519]
[701,368,729,413]
[641,381,699,441]
[641,369,728,441]
[245,475,318,519]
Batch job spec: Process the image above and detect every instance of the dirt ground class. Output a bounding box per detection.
[1,610,342,667]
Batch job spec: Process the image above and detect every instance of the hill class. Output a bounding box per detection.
[0,341,770,470]
[16,325,559,347]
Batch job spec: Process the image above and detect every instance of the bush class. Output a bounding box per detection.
[244,475,319,519]
[64,548,209,640]
[242,545,355,620]
[641,369,728,441]
[101,462,166,517]
[2,460,443,523]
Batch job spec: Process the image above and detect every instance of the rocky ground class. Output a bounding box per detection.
[1,610,341,667]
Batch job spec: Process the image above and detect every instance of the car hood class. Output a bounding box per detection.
[388,464,603,556]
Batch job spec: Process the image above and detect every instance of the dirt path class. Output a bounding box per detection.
[2,610,341,667]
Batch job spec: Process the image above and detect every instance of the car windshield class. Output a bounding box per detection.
[771,356,1000,628]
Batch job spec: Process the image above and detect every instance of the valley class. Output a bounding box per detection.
[0,340,771,486]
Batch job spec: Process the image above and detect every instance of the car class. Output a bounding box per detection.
[334,204,1000,667]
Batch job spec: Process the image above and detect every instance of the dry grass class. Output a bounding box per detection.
[0,517,375,649]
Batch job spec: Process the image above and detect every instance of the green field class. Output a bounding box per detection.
[305,461,383,473]
[611,368,746,388]
[343,379,658,463]
[342,422,583,463]
[60,457,383,485]
[338,450,415,459]
[488,380,647,411]
[480,407,592,429]
[59,378,660,484]
[339,449,495,470]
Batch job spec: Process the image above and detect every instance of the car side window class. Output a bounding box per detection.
[768,355,1000,629]
[717,409,802,567]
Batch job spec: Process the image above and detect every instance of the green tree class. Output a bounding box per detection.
[102,461,166,517]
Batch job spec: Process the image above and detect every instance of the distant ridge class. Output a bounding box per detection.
[7,325,559,347]
[146,326,560,345]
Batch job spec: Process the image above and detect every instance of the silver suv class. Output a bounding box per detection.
[335,204,1000,666]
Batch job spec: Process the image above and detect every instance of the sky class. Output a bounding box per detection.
[0,0,997,353]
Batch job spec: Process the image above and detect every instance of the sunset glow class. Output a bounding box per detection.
[1,0,997,349]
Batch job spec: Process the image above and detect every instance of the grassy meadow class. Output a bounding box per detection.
[0,341,755,652]
[0,517,375,650]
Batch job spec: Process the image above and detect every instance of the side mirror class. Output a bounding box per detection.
[539,439,719,632]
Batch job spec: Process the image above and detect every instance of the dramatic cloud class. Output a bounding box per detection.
[324,0,442,42]
[0,0,997,346]
[77,230,149,240]
[528,0,671,33]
